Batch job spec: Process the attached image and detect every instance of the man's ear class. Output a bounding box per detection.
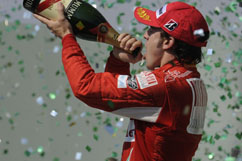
[162,36,175,50]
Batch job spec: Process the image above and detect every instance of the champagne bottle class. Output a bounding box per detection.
[23,0,140,57]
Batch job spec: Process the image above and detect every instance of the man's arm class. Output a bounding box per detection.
[34,2,164,123]
[62,33,164,123]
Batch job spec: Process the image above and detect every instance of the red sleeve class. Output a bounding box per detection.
[62,34,165,123]
[104,52,130,75]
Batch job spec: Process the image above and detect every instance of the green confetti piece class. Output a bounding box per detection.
[225,157,236,161]
[141,5,150,9]
[104,117,112,126]
[221,67,228,74]
[18,60,24,65]
[85,145,91,152]
[193,159,201,161]
[214,62,221,68]
[107,100,115,109]
[218,146,223,151]
[112,151,118,158]
[235,132,242,140]
[3,149,8,154]
[8,46,13,51]
[221,134,228,140]
[205,15,213,26]
[131,69,137,75]
[207,135,215,144]
[107,2,115,8]
[190,2,197,7]
[117,0,125,3]
[20,67,25,73]
[24,150,31,157]
[67,115,72,122]
[37,146,44,153]
[56,70,60,76]
[207,119,215,127]
[135,1,141,6]
[227,92,232,99]
[65,93,71,99]
[214,133,221,140]
[235,91,241,97]
[48,93,56,100]
[220,95,226,101]
[53,157,60,161]
[107,45,113,52]
[239,16,242,21]
[93,126,98,132]
[204,64,212,71]
[40,151,45,157]
[225,2,237,12]
[117,12,125,25]
[8,118,14,125]
[93,134,99,141]
[25,24,32,29]
[226,41,230,48]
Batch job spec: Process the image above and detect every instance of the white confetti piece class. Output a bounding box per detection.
[34,25,40,32]
[36,96,44,105]
[50,110,58,117]
[53,45,60,53]
[66,106,72,112]
[80,112,86,118]
[75,152,82,160]
[23,11,32,19]
[21,138,28,145]
[207,48,213,55]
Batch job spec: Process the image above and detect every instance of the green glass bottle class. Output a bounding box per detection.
[23,0,140,56]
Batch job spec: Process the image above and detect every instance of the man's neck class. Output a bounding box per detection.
[160,52,176,67]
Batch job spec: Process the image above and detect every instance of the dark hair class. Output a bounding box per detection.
[158,28,209,65]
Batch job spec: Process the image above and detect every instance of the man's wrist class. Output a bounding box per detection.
[61,30,74,39]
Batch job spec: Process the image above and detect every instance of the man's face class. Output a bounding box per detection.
[143,27,165,70]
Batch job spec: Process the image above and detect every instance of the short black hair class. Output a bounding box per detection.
[157,27,209,65]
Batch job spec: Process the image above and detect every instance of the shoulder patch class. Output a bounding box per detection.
[136,71,158,89]
[127,76,138,90]
[117,75,128,88]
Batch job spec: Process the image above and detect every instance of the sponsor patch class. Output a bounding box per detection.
[117,75,128,88]
[136,71,158,89]
[127,76,138,90]
[136,8,151,21]
[156,4,167,19]
[164,19,178,31]
[165,70,192,82]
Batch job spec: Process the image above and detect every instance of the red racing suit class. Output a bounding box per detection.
[62,34,207,161]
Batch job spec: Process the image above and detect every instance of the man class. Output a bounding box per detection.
[34,1,209,161]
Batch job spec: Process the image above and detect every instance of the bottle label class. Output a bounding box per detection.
[36,0,73,20]
[65,0,83,20]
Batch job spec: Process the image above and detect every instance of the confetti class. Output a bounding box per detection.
[50,110,58,117]
[75,152,82,160]
[0,1,241,161]
[48,93,56,100]
[36,96,44,105]
[207,48,213,55]
[21,138,28,145]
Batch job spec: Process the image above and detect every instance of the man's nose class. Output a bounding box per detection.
[143,31,148,40]
[142,53,146,60]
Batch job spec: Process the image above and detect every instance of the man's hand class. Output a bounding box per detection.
[33,2,73,39]
[113,33,143,64]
